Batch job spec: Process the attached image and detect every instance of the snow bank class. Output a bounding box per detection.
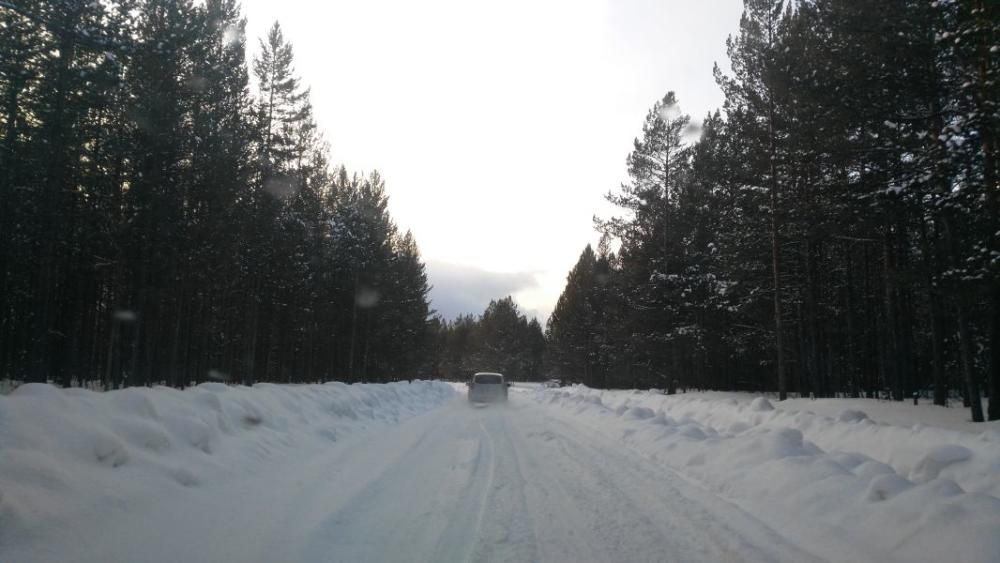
[0,381,453,549]
[535,386,1000,563]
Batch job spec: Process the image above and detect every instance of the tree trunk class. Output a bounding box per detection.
[942,217,985,422]
[805,239,823,397]
[769,126,786,400]
[844,248,861,397]
[881,229,901,400]
[918,218,947,406]
[989,286,1000,420]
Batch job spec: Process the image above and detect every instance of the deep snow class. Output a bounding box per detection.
[1,381,998,563]
[0,381,454,561]
[535,386,1000,563]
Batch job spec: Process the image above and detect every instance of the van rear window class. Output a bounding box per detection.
[474,374,502,384]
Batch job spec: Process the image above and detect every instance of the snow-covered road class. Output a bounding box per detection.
[4,382,998,563]
[274,393,818,563]
[4,387,818,563]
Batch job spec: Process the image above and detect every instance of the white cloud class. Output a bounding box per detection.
[425,261,540,321]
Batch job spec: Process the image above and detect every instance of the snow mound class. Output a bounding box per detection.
[910,445,973,483]
[0,380,454,548]
[854,459,896,482]
[624,406,656,420]
[865,473,913,502]
[837,409,870,423]
[533,384,1000,563]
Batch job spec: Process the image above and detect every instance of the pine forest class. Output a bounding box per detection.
[1,0,997,422]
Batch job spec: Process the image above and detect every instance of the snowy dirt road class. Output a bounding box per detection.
[18,389,821,563]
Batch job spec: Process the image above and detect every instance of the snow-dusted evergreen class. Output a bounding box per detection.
[425,297,545,381]
[0,1,431,386]
[548,0,999,422]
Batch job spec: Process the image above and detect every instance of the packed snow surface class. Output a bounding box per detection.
[1,381,998,563]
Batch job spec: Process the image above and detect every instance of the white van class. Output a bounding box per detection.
[468,372,509,403]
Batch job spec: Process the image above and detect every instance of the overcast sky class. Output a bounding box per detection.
[240,0,744,322]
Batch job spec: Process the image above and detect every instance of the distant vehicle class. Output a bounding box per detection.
[543,379,562,388]
[468,372,509,403]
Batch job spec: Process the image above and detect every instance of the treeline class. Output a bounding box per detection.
[425,296,545,382]
[0,0,431,387]
[546,0,999,421]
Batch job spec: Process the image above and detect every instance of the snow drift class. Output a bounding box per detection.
[534,386,1000,563]
[0,381,454,553]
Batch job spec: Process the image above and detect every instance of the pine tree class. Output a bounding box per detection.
[598,91,701,390]
[546,245,600,383]
[934,0,998,421]
[0,1,434,389]
[717,0,791,399]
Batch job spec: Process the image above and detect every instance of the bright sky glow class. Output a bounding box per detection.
[241,0,744,322]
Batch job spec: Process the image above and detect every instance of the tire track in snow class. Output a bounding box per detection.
[31,391,830,563]
[465,421,497,561]
[296,404,485,562]
[430,418,498,562]
[538,410,827,563]
[521,417,678,562]
[469,412,539,563]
